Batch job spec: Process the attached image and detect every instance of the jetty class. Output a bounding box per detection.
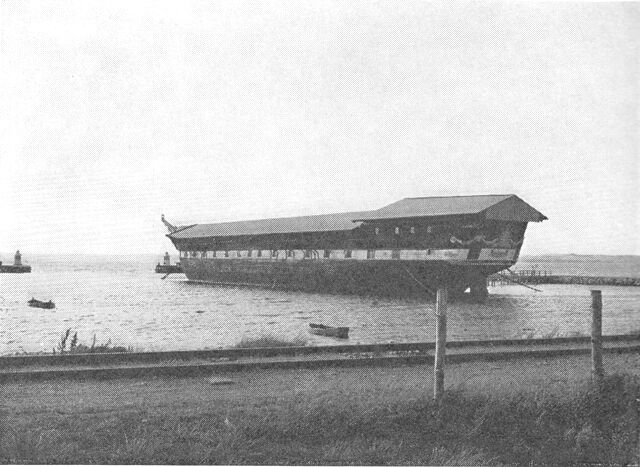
[155,264,183,274]
[0,250,31,273]
[489,269,640,287]
[155,252,183,274]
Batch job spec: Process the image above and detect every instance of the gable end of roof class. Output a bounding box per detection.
[483,195,548,222]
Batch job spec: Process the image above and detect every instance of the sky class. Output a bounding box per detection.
[0,1,638,256]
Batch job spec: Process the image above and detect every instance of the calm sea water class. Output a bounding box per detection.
[0,253,639,354]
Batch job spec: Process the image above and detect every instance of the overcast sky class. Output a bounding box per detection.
[1,1,638,256]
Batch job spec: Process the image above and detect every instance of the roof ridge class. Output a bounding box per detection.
[404,194,514,200]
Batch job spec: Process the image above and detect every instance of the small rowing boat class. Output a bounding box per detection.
[28,298,55,309]
[309,323,349,339]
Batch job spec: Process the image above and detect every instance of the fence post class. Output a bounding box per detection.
[591,290,604,383]
[434,288,447,400]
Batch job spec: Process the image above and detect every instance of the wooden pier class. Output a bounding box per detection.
[489,269,640,287]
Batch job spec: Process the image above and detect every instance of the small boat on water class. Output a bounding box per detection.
[309,323,349,339]
[28,298,55,309]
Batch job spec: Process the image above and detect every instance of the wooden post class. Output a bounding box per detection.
[434,287,448,401]
[591,290,604,383]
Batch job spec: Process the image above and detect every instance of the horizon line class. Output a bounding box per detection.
[1,251,639,258]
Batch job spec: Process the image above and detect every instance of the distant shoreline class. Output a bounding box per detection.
[1,252,639,258]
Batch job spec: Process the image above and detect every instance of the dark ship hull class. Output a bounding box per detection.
[179,250,515,298]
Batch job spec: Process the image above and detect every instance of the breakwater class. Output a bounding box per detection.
[492,274,640,287]
[155,264,184,274]
[531,275,639,286]
[0,264,31,273]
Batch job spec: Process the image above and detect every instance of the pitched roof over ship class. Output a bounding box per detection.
[168,194,546,239]
[353,194,547,222]
[168,212,369,239]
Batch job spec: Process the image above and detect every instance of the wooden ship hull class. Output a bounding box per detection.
[179,252,515,297]
[163,195,547,300]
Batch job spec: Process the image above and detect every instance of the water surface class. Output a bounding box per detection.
[1,254,638,354]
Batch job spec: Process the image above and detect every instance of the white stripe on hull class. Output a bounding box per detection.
[179,248,516,262]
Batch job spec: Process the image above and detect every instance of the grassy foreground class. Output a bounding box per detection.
[1,371,639,465]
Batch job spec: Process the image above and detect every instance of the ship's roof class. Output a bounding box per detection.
[169,194,547,239]
[169,212,368,239]
[353,194,548,223]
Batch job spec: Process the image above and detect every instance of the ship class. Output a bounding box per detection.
[162,195,547,300]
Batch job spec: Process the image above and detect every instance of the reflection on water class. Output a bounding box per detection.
[0,254,639,354]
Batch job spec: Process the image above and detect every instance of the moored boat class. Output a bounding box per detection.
[28,298,55,309]
[309,323,350,339]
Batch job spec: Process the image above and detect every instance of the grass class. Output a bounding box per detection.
[233,333,308,349]
[52,328,130,354]
[1,373,638,465]
[516,326,586,339]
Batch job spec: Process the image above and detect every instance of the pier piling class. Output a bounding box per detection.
[434,287,448,400]
[591,290,604,383]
